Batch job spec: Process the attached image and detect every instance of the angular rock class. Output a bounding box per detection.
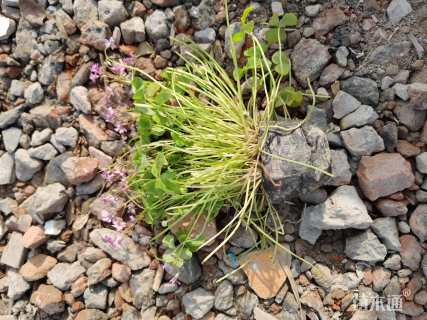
[22,226,47,249]
[0,15,16,40]
[415,152,427,174]
[0,108,21,129]
[73,0,98,28]
[111,263,131,283]
[74,309,108,320]
[80,20,110,51]
[98,0,128,26]
[19,254,57,281]
[0,153,14,185]
[345,230,387,263]
[53,127,78,148]
[341,126,384,156]
[145,10,169,41]
[394,103,426,131]
[15,148,43,181]
[408,82,427,110]
[44,219,66,236]
[129,269,155,309]
[0,197,17,215]
[291,39,330,87]
[182,288,215,319]
[214,280,233,311]
[409,204,427,242]
[30,284,64,315]
[24,82,44,105]
[0,232,27,268]
[240,246,291,299]
[31,128,52,146]
[120,17,145,44]
[313,8,347,36]
[194,28,216,44]
[387,0,412,24]
[371,217,400,251]
[78,115,109,147]
[326,149,352,186]
[357,153,415,201]
[47,262,86,291]
[7,270,30,301]
[60,156,98,185]
[70,86,91,114]
[341,76,379,106]
[400,235,422,271]
[2,127,21,152]
[163,256,202,285]
[20,183,68,223]
[28,143,58,160]
[87,258,112,285]
[84,284,108,310]
[340,105,379,129]
[90,228,151,270]
[332,91,361,119]
[375,199,407,217]
[189,0,215,30]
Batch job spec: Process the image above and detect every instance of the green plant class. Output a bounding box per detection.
[124,3,328,268]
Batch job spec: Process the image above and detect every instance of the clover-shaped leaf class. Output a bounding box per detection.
[280,13,298,27]
[272,51,290,76]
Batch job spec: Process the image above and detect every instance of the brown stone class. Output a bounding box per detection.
[19,254,57,281]
[400,235,422,271]
[60,156,98,185]
[22,225,47,249]
[30,284,64,315]
[56,71,72,102]
[357,153,415,201]
[375,199,408,216]
[239,246,291,299]
[402,301,424,317]
[397,140,421,157]
[112,263,131,283]
[313,8,347,36]
[404,273,424,301]
[71,276,88,298]
[74,309,108,320]
[409,204,427,242]
[87,258,112,285]
[170,214,217,246]
[78,115,109,147]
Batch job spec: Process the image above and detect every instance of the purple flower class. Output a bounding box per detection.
[123,55,135,65]
[100,193,117,205]
[112,217,127,231]
[102,234,122,248]
[105,37,117,50]
[101,171,115,184]
[114,123,127,135]
[169,273,180,285]
[105,107,117,123]
[90,63,102,83]
[111,64,126,74]
[100,210,113,223]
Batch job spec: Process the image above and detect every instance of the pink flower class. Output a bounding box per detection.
[101,171,115,184]
[102,234,122,248]
[123,55,135,65]
[100,210,113,223]
[90,63,102,82]
[100,193,117,204]
[169,273,180,285]
[105,37,117,50]
[111,64,126,74]
[105,107,117,123]
[114,123,127,135]
[112,217,127,231]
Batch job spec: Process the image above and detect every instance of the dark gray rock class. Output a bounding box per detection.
[326,149,352,186]
[332,91,361,119]
[371,217,400,251]
[145,10,169,41]
[341,76,379,106]
[47,262,86,291]
[345,230,387,263]
[394,103,426,131]
[120,17,145,44]
[367,41,411,65]
[340,105,379,129]
[163,256,201,285]
[214,280,234,311]
[341,126,384,156]
[182,288,215,319]
[194,28,216,44]
[189,0,215,30]
[98,0,128,26]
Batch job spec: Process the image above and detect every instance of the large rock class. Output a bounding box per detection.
[291,39,330,87]
[299,186,372,244]
[341,126,384,156]
[60,156,98,185]
[400,235,422,271]
[120,17,145,44]
[73,0,98,28]
[387,0,412,24]
[345,230,387,263]
[340,105,379,129]
[7,270,30,301]
[394,103,426,131]
[182,288,215,319]
[357,153,414,201]
[261,121,331,203]
[2,127,21,152]
[89,228,151,270]
[47,262,86,291]
[409,204,427,242]
[30,284,64,315]
[14,149,43,181]
[70,86,91,114]
[20,183,68,223]
[341,76,379,106]
[371,217,400,251]
[145,10,169,41]
[19,254,57,281]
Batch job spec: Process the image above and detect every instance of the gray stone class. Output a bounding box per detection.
[20,183,68,223]
[87,258,112,285]
[0,153,15,185]
[47,262,85,291]
[387,0,412,24]
[9,80,25,97]
[84,284,108,309]
[398,221,410,233]
[44,152,72,185]
[24,82,44,105]
[129,269,155,309]
[409,204,427,242]
[0,197,17,215]
[319,64,344,86]
[15,149,43,181]
[341,76,379,106]
[416,152,427,174]
[7,270,30,301]
[422,255,427,278]
[375,199,407,217]
[383,254,401,270]
[39,55,62,86]
[31,128,53,147]
[368,41,411,66]
[340,105,379,130]
[28,143,58,160]
[394,103,426,131]
[194,28,216,43]
[393,83,409,101]
[345,230,387,263]
[0,108,21,129]
[326,149,352,186]
[189,0,215,30]
[408,82,427,110]
[80,20,110,51]
[291,39,331,87]
[44,219,66,236]
[98,0,128,26]
[305,4,321,17]
[163,256,201,285]
[53,127,78,148]
[70,86,91,114]
[381,76,394,90]
[0,15,16,40]
[262,121,331,203]
[76,174,104,195]
[120,17,145,44]
[271,1,284,15]
[73,0,98,27]
[371,217,400,251]
[90,228,151,270]
[214,280,233,311]
[341,126,384,156]
[14,28,38,62]
[145,10,169,41]
[0,232,27,268]
[2,127,21,153]
[336,46,349,67]
[236,290,258,318]
[182,288,215,319]
[332,91,362,119]
[230,225,258,248]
